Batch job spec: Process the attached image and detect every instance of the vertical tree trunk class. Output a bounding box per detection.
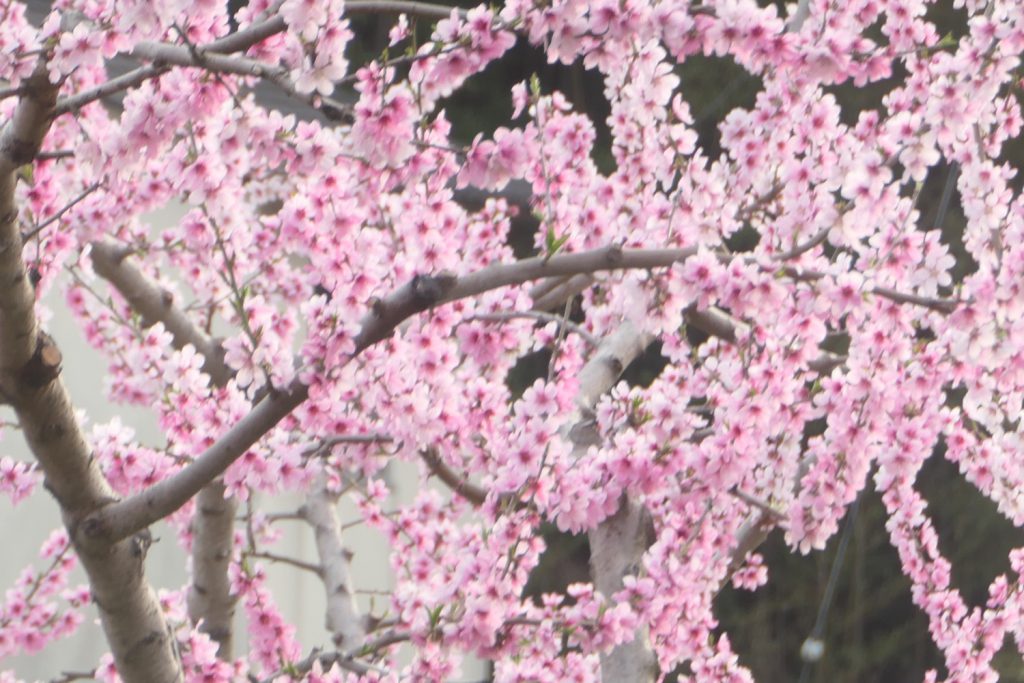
[589,498,657,682]
[568,323,659,682]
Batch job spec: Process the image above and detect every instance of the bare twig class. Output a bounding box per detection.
[34,149,73,161]
[23,182,101,241]
[420,448,489,506]
[467,310,600,348]
[246,551,323,576]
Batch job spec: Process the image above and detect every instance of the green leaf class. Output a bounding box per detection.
[426,604,444,629]
[529,72,541,98]
[544,227,569,257]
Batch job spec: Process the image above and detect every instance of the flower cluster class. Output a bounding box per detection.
[3,0,1024,681]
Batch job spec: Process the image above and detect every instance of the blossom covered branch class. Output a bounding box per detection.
[2,0,1023,681]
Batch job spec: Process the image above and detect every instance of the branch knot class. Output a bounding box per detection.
[19,331,62,389]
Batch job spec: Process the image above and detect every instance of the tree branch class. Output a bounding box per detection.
[83,382,309,545]
[573,324,659,683]
[54,8,291,117]
[0,61,184,683]
[91,240,236,658]
[55,64,170,116]
[246,551,323,576]
[0,63,56,368]
[90,241,230,383]
[127,41,351,121]
[345,0,466,19]
[420,448,489,506]
[84,242,954,544]
[466,310,599,348]
[187,481,236,657]
[301,473,366,651]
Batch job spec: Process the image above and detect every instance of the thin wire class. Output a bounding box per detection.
[797,496,861,683]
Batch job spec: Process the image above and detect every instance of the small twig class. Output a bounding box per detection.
[34,149,74,161]
[774,227,830,261]
[49,671,96,683]
[321,433,394,446]
[23,182,101,241]
[729,488,784,520]
[245,551,322,577]
[261,511,306,523]
[420,448,489,506]
[0,84,24,100]
[467,310,599,348]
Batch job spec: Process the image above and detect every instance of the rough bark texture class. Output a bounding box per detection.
[0,66,185,683]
